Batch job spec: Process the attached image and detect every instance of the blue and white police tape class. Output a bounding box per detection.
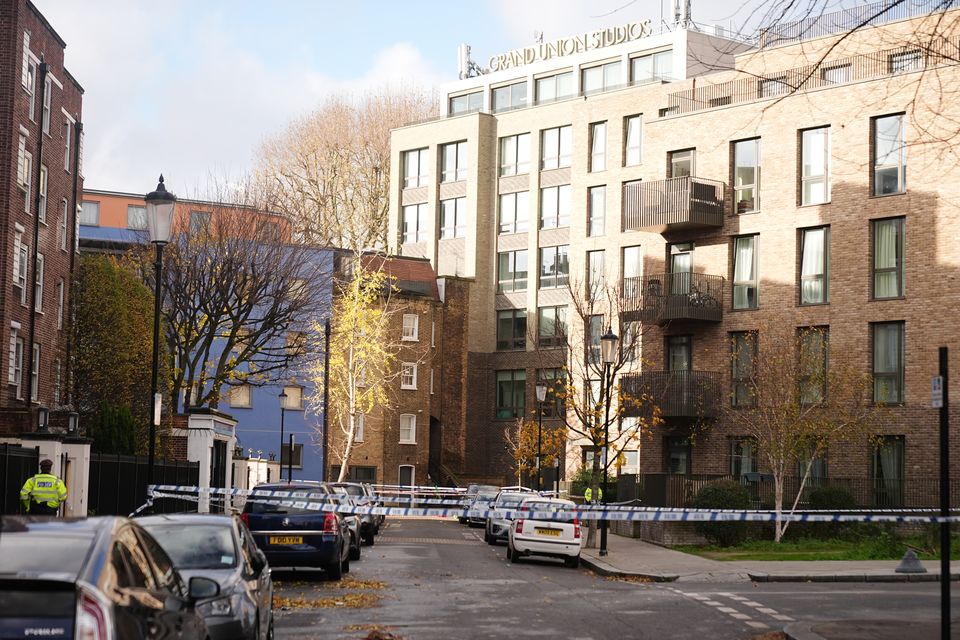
[143,485,960,523]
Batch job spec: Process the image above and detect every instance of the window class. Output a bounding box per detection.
[398,464,415,486]
[430,368,434,394]
[800,226,829,304]
[38,166,47,223]
[257,219,280,243]
[354,414,365,442]
[631,50,672,83]
[758,75,789,97]
[492,81,527,112]
[63,120,72,171]
[622,320,641,364]
[22,151,32,213]
[495,370,526,419]
[581,60,621,93]
[536,71,574,103]
[399,414,417,444]
[30,343,39,402]
[587,186,605,236]
[799,327,829,405]
[78,129,85,178]
[538,185,569,229]
[889,50,922,74]
[34,254,43,312]
[499,133,530,176]
[587,250,604,300]
[622,180,641,230]
[41,75,52,134]
[401,203,429,243]
[127,205,148,230]
[586,315,603,364]
[441,141,467,182]
[59,200,68,251]
[285,331,306,356]
[708,96,732,107]
[498,191,529,234]
[189,210,211,235]
[621,246,642,298]
[25,59,37,120]
[9,329,23,398]
[665,436,691,474]
[496,309,526,350]
[618,449,640,474]
[872,436,904,507]
[537,368,565,418]
[403,148,429,188]
[53,359,61,405]
[590,122,607,172]
[873,114,906,195]
[280,442,303,469]
[669,149,695,178]
[873,322,904,404]
[624,115,642,166]
[401,363,418,390]
[729,438,756,479]
[872,217,905,298]
[821,64,851,83]
[17,134,28,187]
[540,126,572,170]
[801,127,830,205]
[230,385,252,408]
[539,245,569,289]
[14,230,28,305]
[733,139,760,213]
[439,197,466,239]
[449,90,483,115]
[402,314,419,341]
[497,250,528,293]
[732,235,758,310]
[282,386,304,410]
[731,331,757,407]
[538,306,567,348]
[56,280,64,330]
[431,321,436,348]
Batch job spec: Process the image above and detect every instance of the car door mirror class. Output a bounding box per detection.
[251,550,267,574]
[188,576,220,601]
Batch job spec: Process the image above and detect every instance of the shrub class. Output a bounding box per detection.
[798,485,858,540]
[691,480,752,547]
[808,485,857,510]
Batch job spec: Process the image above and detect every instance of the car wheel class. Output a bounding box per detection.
[363,529,375,546]
[508,541,520,563]
[349,540,361,561]
[266,614,274,640]
[341,550,351,574]
[325,553,343,580]
[564,555,580,569]
[457,517,467,525]
[485,531,496,545]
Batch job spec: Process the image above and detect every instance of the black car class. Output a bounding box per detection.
[242,482,351,579]
[0,516,218,639]
[329,482,382,544]
[138,514,274,640]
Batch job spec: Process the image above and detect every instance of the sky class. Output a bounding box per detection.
[35,0,777,196]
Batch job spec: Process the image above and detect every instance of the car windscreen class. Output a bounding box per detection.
[335,485,364,497]
[471,492,498,504]
[494,494,528,508]
[0,532,94,576]
[520,502,577,523]
[245,493,330,515]
[141,524,238,570]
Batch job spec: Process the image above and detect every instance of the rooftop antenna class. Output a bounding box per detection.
[534,30,544,44]
[458,44,485,79]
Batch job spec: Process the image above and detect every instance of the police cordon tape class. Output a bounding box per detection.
[142,485,960,524]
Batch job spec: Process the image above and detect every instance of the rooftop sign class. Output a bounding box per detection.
[488,20,653,72]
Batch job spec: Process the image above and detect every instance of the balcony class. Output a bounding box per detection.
[623,177,724,233]
[622,273,724,325]
[620,370,721,419]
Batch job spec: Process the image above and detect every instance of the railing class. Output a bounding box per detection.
[88,453,200,516]
[620,370,722,419]
[623,177,725,232]
[0,443,39,515]
[623,273,724,324]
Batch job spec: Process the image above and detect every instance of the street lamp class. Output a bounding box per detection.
[145,175,176,490]
[599,327,619,557]
[36,406,49,434]
[279,389,288,480]
[535,381,547,492]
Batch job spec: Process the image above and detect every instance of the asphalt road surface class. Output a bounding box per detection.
[272,518,959,640]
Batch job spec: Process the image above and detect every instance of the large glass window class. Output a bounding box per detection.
[499,133,530,176]
[889,50,922,74]
[403,148,429,188]
[624,116,642,166]
[729,438,756,479]
[588,186,606,236]
[538,368,565,418]
[79,201,99,226]
[440,197,466,239]
[872,217,905,298]
[449,90,483,115]
[733,138,760,213]
[590,122,607,172]
[873,322,904,404]
[799,327,829,405]
[189,210,211,235]
[536,71,574,103]
[496,370,526,419]
[586,315,603,364]
[496,310,527,351]
[401,203,428,243]
[732,235,758,310]
[800,226,829,304]
[492,81,528,112]
[539,185,570,229]
[801,127,830,205]
[399,415,417,444]
[498,250,528,293]
[873,114,906,195]
[669,149,694,177]
[587,250,605,300]
[127,205,148,230]
[872,435,904,507]
[441,141,467,182]
[622,246,642,298]
[540,126,572,170]
[539,245,570,289]
[631,50,672,84]
[581,60,621,93]
[731,331,757,407]
[538,306,567,348]
[499,191,529,234]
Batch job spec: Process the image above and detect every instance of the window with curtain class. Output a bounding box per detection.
[539,185,570,229]
[732,235,758,309]
[801,127,830,205]
[495,370,526,419]
[590,122,607,172]
[588,185,606,236]
[731,331,757,407]
[872,217,904,298]
[872,322,904,404]
[873,114,906,195]
[733,139,760,213]
[499,191,529,234]
[872,435,904,507]
[800,226,829,304]
[798,327,829,405]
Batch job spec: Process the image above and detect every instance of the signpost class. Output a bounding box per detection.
[935,349,950,640]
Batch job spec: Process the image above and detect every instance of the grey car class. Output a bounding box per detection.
[467,489,499,528]
[330,482,383,544]
[484,491,530,544]
[139,513,274,640]
[330,487,363,560]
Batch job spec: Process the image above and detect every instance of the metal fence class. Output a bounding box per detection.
[0,443,39,515]
[88,453,199,516]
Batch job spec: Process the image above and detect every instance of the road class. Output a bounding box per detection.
[272,518,959,640]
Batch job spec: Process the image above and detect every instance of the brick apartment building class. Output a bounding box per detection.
[0,0,86,512]
[387,5,960,493]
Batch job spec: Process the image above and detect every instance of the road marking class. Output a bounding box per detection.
[746,621,770,629]
[380,537,477,545]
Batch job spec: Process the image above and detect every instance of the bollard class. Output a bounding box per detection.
[895,548,928,574]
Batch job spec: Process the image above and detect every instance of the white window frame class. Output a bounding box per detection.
[400,363,418,390]
[540,125,572,170]
[8,327,23,395]
[590,121,607,172]
[399,415,417,445]
[402,314,420,341]
[17,134,28,188]
[282,385,304,410]
[53,358,61,406]
[56,280,64,329]
[403,148,429,188]
[430,368,435,395]
[499,133,530,176]
[12,226,26,294]
[431,321,436,348]
[800,127,831,206]
[30,343,40,402]
[398,464,415,486]
[59,199,68,251]
[26,59,37,121]
[38,165,47,223]
[63,118,72,172]
[441,141,467,182]
[80,201,99,226]
[22,151,32,213]
[42,75,51,135]
[624,115,642,166]
[354,413,365,442]
[34,254,44,312]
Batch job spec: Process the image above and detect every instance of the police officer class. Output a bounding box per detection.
[20,459,67,516]
[584,486,603,504]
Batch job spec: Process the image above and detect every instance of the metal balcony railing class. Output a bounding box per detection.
[620,370,721,419]
[622,273,724,325]
[623,177,725,233]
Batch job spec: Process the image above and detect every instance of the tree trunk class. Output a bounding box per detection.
[773,473,785,543]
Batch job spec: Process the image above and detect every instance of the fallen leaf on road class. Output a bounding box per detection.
[363,631,404,640]
[604,575,654,584]
[273,593,381,609]
[322,577,388,590]
[744,633,786,640]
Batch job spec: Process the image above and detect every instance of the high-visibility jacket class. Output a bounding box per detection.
[20,473,67,512]
[584,487,603,503]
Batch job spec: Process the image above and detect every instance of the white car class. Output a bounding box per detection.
[506,497,582,568]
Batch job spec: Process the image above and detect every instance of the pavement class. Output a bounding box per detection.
[579,531,960,640]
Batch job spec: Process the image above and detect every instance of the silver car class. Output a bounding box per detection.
[484,491,530,545]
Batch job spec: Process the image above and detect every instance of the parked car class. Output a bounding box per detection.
[484,491,530,544]
[242,482,351,579]
[466,489,499,528]
[506,497,582,567]
[0,516,218,639]
[459,484,498,524]
[330,481,382,544]
[329,487,363,560]
[138,513,274,640]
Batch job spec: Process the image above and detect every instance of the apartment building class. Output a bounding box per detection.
[388,6,960,490]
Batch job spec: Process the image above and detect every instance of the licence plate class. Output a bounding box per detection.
[268,535,303,545]
[535,527,561,537]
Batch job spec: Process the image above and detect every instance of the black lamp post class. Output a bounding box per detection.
[535,381,547,492]
[279,389,288,480]
[599,327,619,557]
[145,175,176,489]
